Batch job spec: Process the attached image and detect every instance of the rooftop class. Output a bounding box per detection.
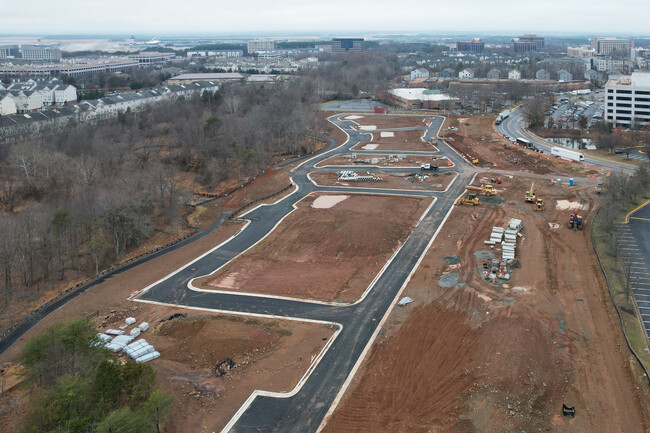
[607,72,650,88]
[169,73,244,80]
[391,88,454,102]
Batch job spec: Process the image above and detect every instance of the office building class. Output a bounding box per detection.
[605,72,650,128]
[456,39,484,53]
[0,44,61,61]
[591,38,633,56]
[248,40,275,53]
[510,35,545,53]
[331,38,364,53]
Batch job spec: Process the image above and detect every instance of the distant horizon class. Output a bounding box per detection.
[2,0,649,36]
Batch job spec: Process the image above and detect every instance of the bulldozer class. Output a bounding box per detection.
[525,182,536,203]
[535,198,544,211]
[458,193,479,205]
[469,155,479,165]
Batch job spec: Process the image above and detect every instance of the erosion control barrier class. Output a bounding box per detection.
[590,207,650,384]
[0,148,323,350]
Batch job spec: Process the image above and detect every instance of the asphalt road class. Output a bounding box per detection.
[136,114,477,432]
[496,108,635,173]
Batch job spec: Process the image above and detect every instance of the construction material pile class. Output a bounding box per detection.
[337,171,383,182]
[97,318,158,363]
[484,218,523,261]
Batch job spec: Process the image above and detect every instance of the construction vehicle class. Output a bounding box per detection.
[465,184,497,196]
[458,193,479,205]
[535,198,544,211]
[595,183,606,194]
[568,209,584,230]
[525,182,536,203]
[468,155,479,165]
[420,163,438,171]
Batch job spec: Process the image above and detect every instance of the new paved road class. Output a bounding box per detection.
[137,114,477,432]
[496,108,635,173]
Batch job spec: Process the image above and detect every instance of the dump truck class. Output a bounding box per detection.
[420,163,438,171]
[465,185,497,196]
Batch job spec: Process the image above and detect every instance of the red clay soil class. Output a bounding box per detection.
[196,193,431,303]
[322,174,649,433]
[349,115,431,129]
[441,116,604,177]
[119,306,332,433]
[352,130,436,152]
[315,153,448,168]
[310,171,458,192]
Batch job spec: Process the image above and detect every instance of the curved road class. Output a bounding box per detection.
[135,114,478,432]
[496,107,635,173]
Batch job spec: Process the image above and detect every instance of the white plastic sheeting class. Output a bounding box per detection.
[125,317,136,326]
[105,329,125,336]
[129,328,141,337]
[397,297,414,306]
[138,322,149,332]
[105,334,134,352]
[97,333,112,343]
[135,351,160,363]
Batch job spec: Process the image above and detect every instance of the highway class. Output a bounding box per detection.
[135,114,478,432]
[496,107,636,173]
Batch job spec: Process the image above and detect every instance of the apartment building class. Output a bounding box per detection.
[605,72,650,128]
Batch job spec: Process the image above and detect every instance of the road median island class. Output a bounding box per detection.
[310,170,458,192]
[350,114,434,129]
[322,172,649,433]
[351,129,437,152]
[314,153,450,168]
[193,193,432,303]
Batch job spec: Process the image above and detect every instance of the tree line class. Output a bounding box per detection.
[0,81,324,328]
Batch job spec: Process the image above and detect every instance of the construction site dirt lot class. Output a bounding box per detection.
[310,171,458,192]
[351,130,436,152]
[346,115,431,129]
[195,193,431,303]
[323,173,649,433]
[314,153,450,168]
[106,304,332,433]
[441,116,601,177]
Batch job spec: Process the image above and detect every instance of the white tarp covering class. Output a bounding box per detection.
[138,322,149,332]
[105,329,124,336]
[105,334,134,352]
[129,328,141,337]
[125,317,136,325]
[135,351,160,363]
[97,333,112,343]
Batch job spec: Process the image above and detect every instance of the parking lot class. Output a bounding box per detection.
[614,202,650,337]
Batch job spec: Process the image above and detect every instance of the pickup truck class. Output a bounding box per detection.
[420,163,438,171]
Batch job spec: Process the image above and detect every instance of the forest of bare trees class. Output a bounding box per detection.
[0,80,325,325]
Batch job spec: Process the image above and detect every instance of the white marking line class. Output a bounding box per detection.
[317,168,473,432]
[189,192,437,307]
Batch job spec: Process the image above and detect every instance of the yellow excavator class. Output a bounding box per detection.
[525,182,536,203]
[458,193,479,205]
[465,184,497,196]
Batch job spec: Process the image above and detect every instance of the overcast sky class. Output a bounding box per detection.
[2,0,649,36]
